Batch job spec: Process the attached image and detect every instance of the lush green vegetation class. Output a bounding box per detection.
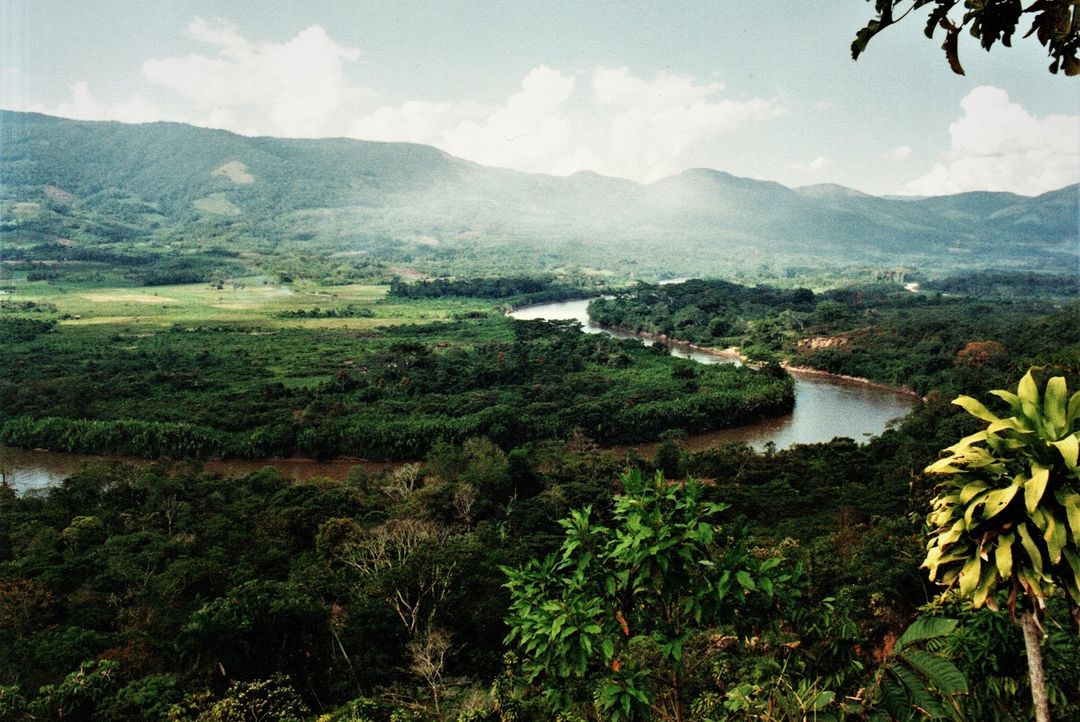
[388,275,604,307]
[921,271,1080,299]
[589,275,1080,394]
[3,269,1080,720]
[2,378,1079,720]
[0,281,792,461]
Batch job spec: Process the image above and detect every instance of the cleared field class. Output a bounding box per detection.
[3,279,490,328]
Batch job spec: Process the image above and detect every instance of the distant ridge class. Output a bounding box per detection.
[1,110,1076,278]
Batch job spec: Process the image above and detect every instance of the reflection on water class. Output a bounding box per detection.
[1,447,394,495]
[510,297,915,452]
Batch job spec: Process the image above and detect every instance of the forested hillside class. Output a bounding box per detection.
[2,111,1076,283]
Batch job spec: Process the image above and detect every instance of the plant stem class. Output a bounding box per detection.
[1021,610,1050,722]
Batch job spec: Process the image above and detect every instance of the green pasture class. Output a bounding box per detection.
[0,278,492,328]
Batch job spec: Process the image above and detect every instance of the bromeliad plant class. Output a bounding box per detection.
[922,369,1080,722]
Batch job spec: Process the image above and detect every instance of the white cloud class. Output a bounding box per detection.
[589,67,783,182]
[351,65,783,181]
[882,145,912,161]
[350,101,471,146]
[29,81,166,124]
[21,19,785,183]
[440,66,577,173]
[140,17,363,137]
[905,86,1080,196]
[593,66,724,110]
[1,66,25,110]
[787,156,830,178]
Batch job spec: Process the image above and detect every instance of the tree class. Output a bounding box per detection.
[853,1,1080,76]
[502,469,798,721]
[921,369,1080,722]
[185,675,308,722]
[406,627,452,717]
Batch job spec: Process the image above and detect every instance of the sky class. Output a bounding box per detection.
[1,1,1078,197]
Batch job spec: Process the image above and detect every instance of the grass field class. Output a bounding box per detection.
[1,277,492,329]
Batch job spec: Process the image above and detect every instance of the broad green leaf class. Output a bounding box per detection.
[982,481,1020,519]
[1044,512,1066,565]
[959,555,981,597]
[926,456,964,475]
[972,560,997,608]
[953,395,1002,423]
[1051,434,1079,470]
[1044,376,1068,434]
[1024,464,1050,514]
[811,690,835,711]
[1068,391,1080,426]
[1064,547,1080,578]
[924,545,943,572]
[987,417,1031,433]
[990,389,1021,412]
[735,570,756,591]
[852,20,888,61]
[936,522,963,547]
[878,679,912,722]
[550,615,565,640]
[956,447,996,468]
[946,430,988,454]
[995,534,1014,578]
[1018,370,1039,406]
[1058,489,1080,539]
[893,664,947,719]
[1021,399,1044,435]
[903,649,969,695]
[1017,524,1043,575]
[930,505,962,529]
[959,480,988,504]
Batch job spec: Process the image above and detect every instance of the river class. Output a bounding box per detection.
[510,297,917,453]
[4,298,915,494]
[1,448,395,495]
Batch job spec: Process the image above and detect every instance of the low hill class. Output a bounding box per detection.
[1,110,1076,282]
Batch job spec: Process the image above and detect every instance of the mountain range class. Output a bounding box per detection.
[1,110,1076,281]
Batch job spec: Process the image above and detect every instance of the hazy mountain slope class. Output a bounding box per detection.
[1,110,1076,279]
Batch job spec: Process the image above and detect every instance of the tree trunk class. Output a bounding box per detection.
[1021,610,1050,722]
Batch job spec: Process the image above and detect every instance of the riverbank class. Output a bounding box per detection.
[597,322,746,360]
[780,364,922,399]
[1,445,397,494]
[593,321,921,400]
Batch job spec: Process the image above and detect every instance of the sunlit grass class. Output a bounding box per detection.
[5,278,493,329]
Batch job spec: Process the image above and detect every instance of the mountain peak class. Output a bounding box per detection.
[795,183,873,199]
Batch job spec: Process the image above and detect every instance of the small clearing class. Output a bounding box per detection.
[82,293,179,304]
[194,194,241,216]
[212,160,255,184]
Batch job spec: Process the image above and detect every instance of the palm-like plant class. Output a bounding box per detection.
[922,369,1080,722]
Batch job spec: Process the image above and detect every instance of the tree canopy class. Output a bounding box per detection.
[854,0,1080,76]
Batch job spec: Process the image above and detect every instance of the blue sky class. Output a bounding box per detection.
[2,1,1077,196]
